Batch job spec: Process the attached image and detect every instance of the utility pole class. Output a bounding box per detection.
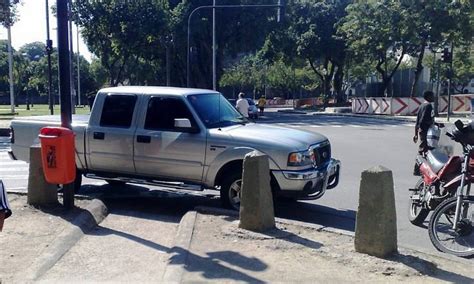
[187,2,285,89]
[46,0,54,114]
[212,0,216,90]
[76,24,81,106]
[68,0,75,113]
[7,23,14,113]
[57,0,74,208]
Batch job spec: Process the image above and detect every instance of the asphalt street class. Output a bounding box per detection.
[0,113,466,257]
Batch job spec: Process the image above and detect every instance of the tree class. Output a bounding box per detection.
[0,0,20,28]
[19,42,46,61]
[260,0,350,103]
[339,0,413,97]
[73,0,171,86]
[401,0,473,97]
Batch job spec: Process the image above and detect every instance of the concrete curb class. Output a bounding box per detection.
[22,198,108,281]
[162,211,197,283]
[276,109,309,114]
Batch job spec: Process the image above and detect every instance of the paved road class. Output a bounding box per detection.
[0,113,465,257]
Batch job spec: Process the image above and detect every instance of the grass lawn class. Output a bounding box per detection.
[0,104,91,118]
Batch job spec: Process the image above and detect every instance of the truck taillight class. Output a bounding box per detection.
[10,127,14,144]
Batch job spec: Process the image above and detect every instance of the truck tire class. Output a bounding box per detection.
[220,171,242,210]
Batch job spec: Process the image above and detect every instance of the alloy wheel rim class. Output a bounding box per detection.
[228,179,242,209]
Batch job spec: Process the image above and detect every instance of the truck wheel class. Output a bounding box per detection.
[220,171,242,211]
[106,180,126,186]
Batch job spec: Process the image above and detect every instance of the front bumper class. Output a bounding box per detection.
[272,158,341,200]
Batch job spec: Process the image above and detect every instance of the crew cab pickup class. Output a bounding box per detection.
[9,86,340,209]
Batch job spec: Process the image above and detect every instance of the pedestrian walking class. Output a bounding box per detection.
[0,180,12,231]
[258,96,266,116]
[413,90,435,174]
[236,92,250,118]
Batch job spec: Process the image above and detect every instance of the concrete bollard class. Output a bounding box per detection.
[355,166,397,258]
[27,145,58,205]
[239,151,275,232]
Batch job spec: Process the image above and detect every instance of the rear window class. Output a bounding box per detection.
[100,94,137,128]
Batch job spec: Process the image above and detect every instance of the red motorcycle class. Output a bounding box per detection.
[409,124,472,226]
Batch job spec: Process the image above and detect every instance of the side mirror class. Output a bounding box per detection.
[174,118,199,133]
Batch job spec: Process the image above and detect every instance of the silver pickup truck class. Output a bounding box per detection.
[9,86,340,209]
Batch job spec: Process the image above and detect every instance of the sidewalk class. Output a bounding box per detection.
[2,193,472,282]
[167,208,474,283]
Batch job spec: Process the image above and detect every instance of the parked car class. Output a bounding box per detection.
[247,98,259,119]
[9,86,341,210]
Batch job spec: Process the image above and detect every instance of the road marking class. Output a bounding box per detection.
[0,168,29,172]
[0,161,28,166]
[0,175,29,179]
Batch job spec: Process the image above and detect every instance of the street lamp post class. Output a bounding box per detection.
[76,24,81,106]
[45,0,54,115]
[186,2,284,89]
[7,23,14,113]
[212,0,216,90]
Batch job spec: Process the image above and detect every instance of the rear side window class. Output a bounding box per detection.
[145,97,196,131]
[100,94,137,128]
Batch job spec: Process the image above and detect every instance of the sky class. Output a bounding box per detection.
[0,0,93,61]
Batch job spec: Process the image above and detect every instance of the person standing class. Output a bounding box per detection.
[413,91,435,175]
[258,96,266,116]
[413,91,435,154]
[0,180,12,231]
[236,92,250,118]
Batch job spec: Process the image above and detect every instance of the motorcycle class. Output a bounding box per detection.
[427,120,474,257]
[409,123,462,226]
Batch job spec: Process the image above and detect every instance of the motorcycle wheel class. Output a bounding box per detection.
[408,178,430,226]
[428,196,474,257]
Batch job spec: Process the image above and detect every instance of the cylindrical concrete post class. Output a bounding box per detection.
[27,145,58,205]
[239,151,275,232]
[355,166,397,258]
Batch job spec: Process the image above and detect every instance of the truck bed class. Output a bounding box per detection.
[10,115,89,167]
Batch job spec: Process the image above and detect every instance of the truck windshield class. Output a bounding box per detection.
[187,93,248,128]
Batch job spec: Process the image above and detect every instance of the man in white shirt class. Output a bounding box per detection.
[236,92,250,118]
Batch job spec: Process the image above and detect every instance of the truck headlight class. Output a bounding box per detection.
[287,150,314,166]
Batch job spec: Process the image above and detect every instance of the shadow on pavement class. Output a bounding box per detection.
[169,247,266,283]
[79,183,354,233]
[390,253,474,283]
[276,201,356,232]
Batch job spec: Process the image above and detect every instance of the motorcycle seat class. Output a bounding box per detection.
[426,150,450,173]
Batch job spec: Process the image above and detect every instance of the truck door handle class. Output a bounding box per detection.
[93,132,105,140]
[137,135,151,143]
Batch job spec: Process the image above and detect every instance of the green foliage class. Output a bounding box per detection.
[0,0,20,27]
[73,0,171,86]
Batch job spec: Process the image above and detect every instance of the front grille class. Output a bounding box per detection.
[313,143,331,167]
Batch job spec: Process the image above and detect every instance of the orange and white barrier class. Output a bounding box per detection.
[352,95,474,116]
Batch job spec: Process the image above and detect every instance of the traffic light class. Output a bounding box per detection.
[441,47,452,63]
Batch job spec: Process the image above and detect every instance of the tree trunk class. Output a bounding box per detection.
[333,65,344,104]
[410,39,427,97]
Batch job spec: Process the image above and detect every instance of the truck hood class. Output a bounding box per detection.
[223,123,328,151]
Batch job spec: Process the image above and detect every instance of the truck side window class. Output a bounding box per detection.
[145,97,196,131]
[100,94,137,128]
